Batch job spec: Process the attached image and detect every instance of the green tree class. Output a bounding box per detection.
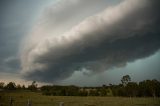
[22,85,26,90]
[6,82,16,90]
[16,84,22,89]
[28,81,37,91]
[121,75,131,86]
[99,88,107,96]
[139,80,160,97]
[106,88,113,96]
[89,89,99,96]
[0,82,5,89]
[145,80,159,97]
[126,82,139,97]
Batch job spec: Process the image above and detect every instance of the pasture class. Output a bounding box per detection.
[0,91,160,106]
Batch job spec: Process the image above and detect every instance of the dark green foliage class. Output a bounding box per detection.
[125,82,139,97]
[40,78,160,97]
[41,85,79,96]
[28,81,38,91]
[5,82,16,90]
[0,75,160,97]
[138,79,160,97]
[0,82,4,89]
[121,75,131,86]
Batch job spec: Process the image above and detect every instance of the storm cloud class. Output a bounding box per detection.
[21,0,160,82]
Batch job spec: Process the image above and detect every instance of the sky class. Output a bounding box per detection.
[0,0,160,86]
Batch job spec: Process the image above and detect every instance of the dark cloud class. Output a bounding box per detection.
[21,0,160,82]
[4,57,20,70]
[0,0,55,72]
[42,0,121,27]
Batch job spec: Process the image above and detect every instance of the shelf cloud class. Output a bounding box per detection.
[20,0,160,82]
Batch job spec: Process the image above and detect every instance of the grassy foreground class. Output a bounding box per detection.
[0,91,160,106]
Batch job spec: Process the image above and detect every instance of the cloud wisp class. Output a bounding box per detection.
[21,0,160,82]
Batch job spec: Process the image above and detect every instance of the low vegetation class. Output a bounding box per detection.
[1,75,160,97]
[0,92,160,106]
[0,75,160,106]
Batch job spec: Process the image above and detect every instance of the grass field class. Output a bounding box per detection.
[0,91,160,106]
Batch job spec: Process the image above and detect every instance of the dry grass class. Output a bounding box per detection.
[0,91,160,106]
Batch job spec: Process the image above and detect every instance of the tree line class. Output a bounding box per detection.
[0,75,160,97]
[0,81,37,91]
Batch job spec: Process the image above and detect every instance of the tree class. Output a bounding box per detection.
[138,79,160,97]
[144,80,159,97]
[121,75,131,86]
[106,88,113,96]
[126,82,139,97]
[6,82,16,90]
[28,81,37,91]
[22,85,26,90]
[16,84,22,89]
[0,82,5,89]
[99,88,107,96]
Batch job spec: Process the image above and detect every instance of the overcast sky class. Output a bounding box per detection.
[0,0,160,86]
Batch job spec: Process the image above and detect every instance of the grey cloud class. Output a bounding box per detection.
[21,0,160,82]
[0,0,56,73]
[33,0,121,40]
[22,0,119,60]
[4,57,20,70]
[42,0,121,26]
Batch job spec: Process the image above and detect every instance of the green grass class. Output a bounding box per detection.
[0,91,160,106]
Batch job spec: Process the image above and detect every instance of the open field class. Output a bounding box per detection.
[0,91,160,106]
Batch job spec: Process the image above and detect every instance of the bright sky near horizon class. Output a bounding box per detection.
[0,0,160,86]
